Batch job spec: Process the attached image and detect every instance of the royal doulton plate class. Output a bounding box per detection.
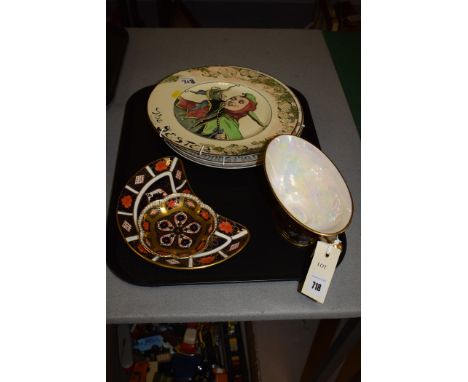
[116,157,250,270]
[165,140,260,169]
[147,66,303,163]
[165,117,306,169]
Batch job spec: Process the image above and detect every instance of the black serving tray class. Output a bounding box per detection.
[106,85,347,286]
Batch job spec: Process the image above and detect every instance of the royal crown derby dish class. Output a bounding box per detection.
[147,66,303,166]
[138,193,218,259]
[265,135,353,237]
[116,156,250,270]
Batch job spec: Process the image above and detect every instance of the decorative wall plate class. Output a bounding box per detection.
[147,66,303,163]
[116,157,250,269]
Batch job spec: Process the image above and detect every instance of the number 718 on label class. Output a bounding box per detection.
[311,280,322,291]
[308,275,327,300]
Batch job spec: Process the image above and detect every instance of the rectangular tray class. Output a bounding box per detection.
[107,85,332,286]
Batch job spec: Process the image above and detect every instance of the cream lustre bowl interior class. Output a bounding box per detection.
[265,135,353,236]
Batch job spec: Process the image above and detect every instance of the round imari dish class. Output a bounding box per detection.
[138,193,218,259]
[147,66,303,167]
[116,156,251,270]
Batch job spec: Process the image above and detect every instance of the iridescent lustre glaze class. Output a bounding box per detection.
[265,135,352,235]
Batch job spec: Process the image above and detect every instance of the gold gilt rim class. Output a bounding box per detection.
[130,231,251,271]
[115,157,251,270]
[263,135,354,238]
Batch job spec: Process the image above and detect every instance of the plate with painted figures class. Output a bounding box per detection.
[147,66,304,168]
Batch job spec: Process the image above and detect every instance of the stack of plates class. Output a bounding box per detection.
[147,65,304,169]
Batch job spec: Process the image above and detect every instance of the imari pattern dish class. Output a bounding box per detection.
[147,66,304,168]
[116,156,250,269]
[138,193,217,258]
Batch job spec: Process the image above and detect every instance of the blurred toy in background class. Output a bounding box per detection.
[129,361,150,382]
[118,324,134,371]
[212,367,228,382]
[178,324,198,355]
[172,352,203,381]
[122,322,247,382]
[147,362,159,381]
[134,335,173,353]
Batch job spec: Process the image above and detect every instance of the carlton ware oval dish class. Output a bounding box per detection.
[265,135,353,236]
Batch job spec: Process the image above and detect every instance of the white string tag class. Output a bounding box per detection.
[300,239,342,304]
